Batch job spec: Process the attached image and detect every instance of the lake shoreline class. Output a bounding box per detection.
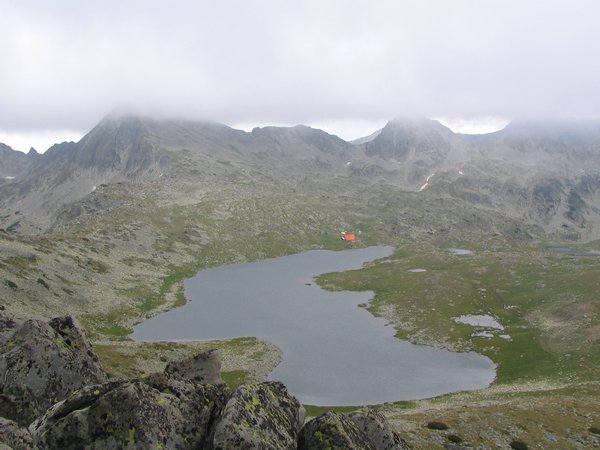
[132,246,496,406]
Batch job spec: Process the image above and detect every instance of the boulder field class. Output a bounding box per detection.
[0,306,410,449]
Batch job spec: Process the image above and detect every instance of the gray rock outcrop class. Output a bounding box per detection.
[298,410,410,450]
[0,310,107,426]
[211,382,305,449]
[164,348,223,385]
[31,375,228,449]
[0,417,34,450]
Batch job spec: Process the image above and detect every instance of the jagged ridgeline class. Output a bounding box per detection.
[2,115,600,238]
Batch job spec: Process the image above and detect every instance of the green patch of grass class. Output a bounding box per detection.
[82,305,135,340]
[134,262,200,313]
[95,337,273,382]
[221,370,249,389]
[390,400,418,409]
[97,324,131,339]
[319,232,349,251]
[303,404,363,417]
[123,284,154,302]
[94,344,146,379]
[173,288,186,307]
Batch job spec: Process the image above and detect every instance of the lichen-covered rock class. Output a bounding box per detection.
[0,417,34,450]
[164,348,223,384]
[30,372,228,449]
[211,381,305,449]
[298,410,410,450]
[347,410,411,450]
[0,384,40,429]
[0,313,107,426]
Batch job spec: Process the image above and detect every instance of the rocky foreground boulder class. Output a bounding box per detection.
[0,308,409,449]
[298,410,410,450]
[0,307,107,426]
[212,382,305,449]
[31,376,228,449]
[0,417,33,450]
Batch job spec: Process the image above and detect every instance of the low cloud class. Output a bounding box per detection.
[1,0,599,141]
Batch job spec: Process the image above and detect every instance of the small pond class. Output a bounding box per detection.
[132,246,495,406]
[547,247,600,257]
[454,314,504,330]
[450,248,473,256]
[454,314,512,341]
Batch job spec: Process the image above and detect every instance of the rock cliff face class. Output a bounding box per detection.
[0,308,409,449]
[0,308,107,426]
[298,410,410,450]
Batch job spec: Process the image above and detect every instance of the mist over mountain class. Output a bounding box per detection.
[3,113,600,448]
[1,113,600,240]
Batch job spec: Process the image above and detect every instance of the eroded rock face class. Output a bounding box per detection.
[0,417,34,450]
[298,410,410,450]
[0,312,107,426]
[211,382,305,450]
[164,348,223,384]
[31,373,228,449]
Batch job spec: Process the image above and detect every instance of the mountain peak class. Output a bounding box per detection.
[388,116,454,133]
[364,117,457,161]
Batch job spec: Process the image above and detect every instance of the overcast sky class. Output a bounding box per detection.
[1,0,600,151]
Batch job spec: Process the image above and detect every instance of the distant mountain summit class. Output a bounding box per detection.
[2,113,600,239]
[493,118,600,143]
[365,118,456,160]
[360,118,470,183]
[0,114,358,232]
[0,143,37,179]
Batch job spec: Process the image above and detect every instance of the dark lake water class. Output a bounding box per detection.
[132,246,495,406]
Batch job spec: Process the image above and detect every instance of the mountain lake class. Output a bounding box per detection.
[132,246,496,406]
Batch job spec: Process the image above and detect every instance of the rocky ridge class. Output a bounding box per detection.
[0,144,37,180]
[3,115,600,240]
[0,308,410,449]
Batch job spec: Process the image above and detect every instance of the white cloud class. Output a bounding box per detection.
[230,118,387,141]
[1,0,599,138]
[434,117,511,135]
